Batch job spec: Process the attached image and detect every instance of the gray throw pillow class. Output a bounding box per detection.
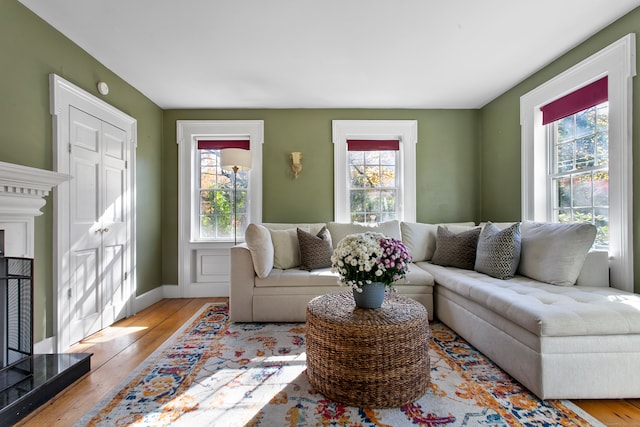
[474,222,521,279]
[431,226,481,270]
[297,226,333,271]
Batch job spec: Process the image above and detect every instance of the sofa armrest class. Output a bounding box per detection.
[229,243,257,322]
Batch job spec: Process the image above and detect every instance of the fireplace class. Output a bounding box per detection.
[0,161,91,426]
[0,237,34,392]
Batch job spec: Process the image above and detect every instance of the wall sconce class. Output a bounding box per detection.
[290,151,302,179]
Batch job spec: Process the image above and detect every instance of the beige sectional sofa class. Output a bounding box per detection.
[229,219,640,400]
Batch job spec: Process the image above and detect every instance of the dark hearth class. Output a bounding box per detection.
[0,353,91,426]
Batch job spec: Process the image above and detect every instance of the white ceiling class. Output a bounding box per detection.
[18,0,640,109]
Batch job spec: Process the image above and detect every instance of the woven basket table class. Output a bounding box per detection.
[305,291,430,408]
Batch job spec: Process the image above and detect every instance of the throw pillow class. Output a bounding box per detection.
[518,221,596,286]
[474,222,521,279]
[297,226,333,271]
[400,222,438,262]
[244,223,274,279]
[269,227,306,269]
[431,226,481,270]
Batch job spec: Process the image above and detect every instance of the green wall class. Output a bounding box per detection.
[162,109,480,284]
[0,1,164,341]
[480,7,640,290]
[3,0,639,342]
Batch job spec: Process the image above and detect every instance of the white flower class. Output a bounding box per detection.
[330,231,411,292]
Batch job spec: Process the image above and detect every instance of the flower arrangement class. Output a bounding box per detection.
[331,232,412,292]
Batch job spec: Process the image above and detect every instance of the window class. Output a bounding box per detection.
[196,140,250,240]
[541,76,610,249]
[348,139,399,223]
[333,120,417,223]
[177,120,263,242]
[549,101,609,248]
[520,34,635,291]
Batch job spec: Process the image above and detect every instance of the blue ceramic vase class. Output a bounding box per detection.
[352,282,386,308]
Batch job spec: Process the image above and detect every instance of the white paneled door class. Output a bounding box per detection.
[68,107,128,345]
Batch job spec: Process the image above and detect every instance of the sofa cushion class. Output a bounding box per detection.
[518,221,596,286]
[422,262,640,337]
[298,226,333,271]
[326,220,401,248]
[270,227,308,269]
[474,222,521,279]
[431,226,481,270]
[576,250,610,287]
[255,267,341,287]
[244,223,274,279]
[400,222,438,262]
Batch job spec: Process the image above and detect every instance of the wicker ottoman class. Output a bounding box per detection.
[305,291,430,408]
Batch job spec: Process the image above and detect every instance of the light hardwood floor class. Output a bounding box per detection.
[14,297,640,426]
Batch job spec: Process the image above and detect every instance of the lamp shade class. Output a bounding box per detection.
[221,148,252,171]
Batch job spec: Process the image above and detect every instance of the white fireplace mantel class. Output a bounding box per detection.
[0,161,71,257]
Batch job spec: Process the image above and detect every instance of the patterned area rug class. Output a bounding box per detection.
[75,303,604,426]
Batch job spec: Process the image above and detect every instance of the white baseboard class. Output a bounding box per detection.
[162,284,181,298]
[135,284,180,312]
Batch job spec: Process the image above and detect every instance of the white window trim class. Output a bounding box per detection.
[332,120,417,223]
[176,120,263,296]
[520,34,636,292]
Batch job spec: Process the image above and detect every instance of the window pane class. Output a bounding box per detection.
[200,216,216,238]
[365,190,381,214]
[364,151,380,164]
[556,142,574,173]
[364,166,380,188]
[557,116,575,142]
[555,177,571,208]
[380,190,396,212]
[380,166,396,187]
[596,104,609,132]
[572,174,592,207]
[575,136,595,169]
[574,208,594,224]
[596,133,608,167]
[593,171,609,207]
[350,165,365,188]
[575,107,596,138]
[379,151,395,165]
[350,190,364,213]
[349,151,365,165]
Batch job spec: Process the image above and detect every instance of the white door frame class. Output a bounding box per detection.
[49,74,137,352]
